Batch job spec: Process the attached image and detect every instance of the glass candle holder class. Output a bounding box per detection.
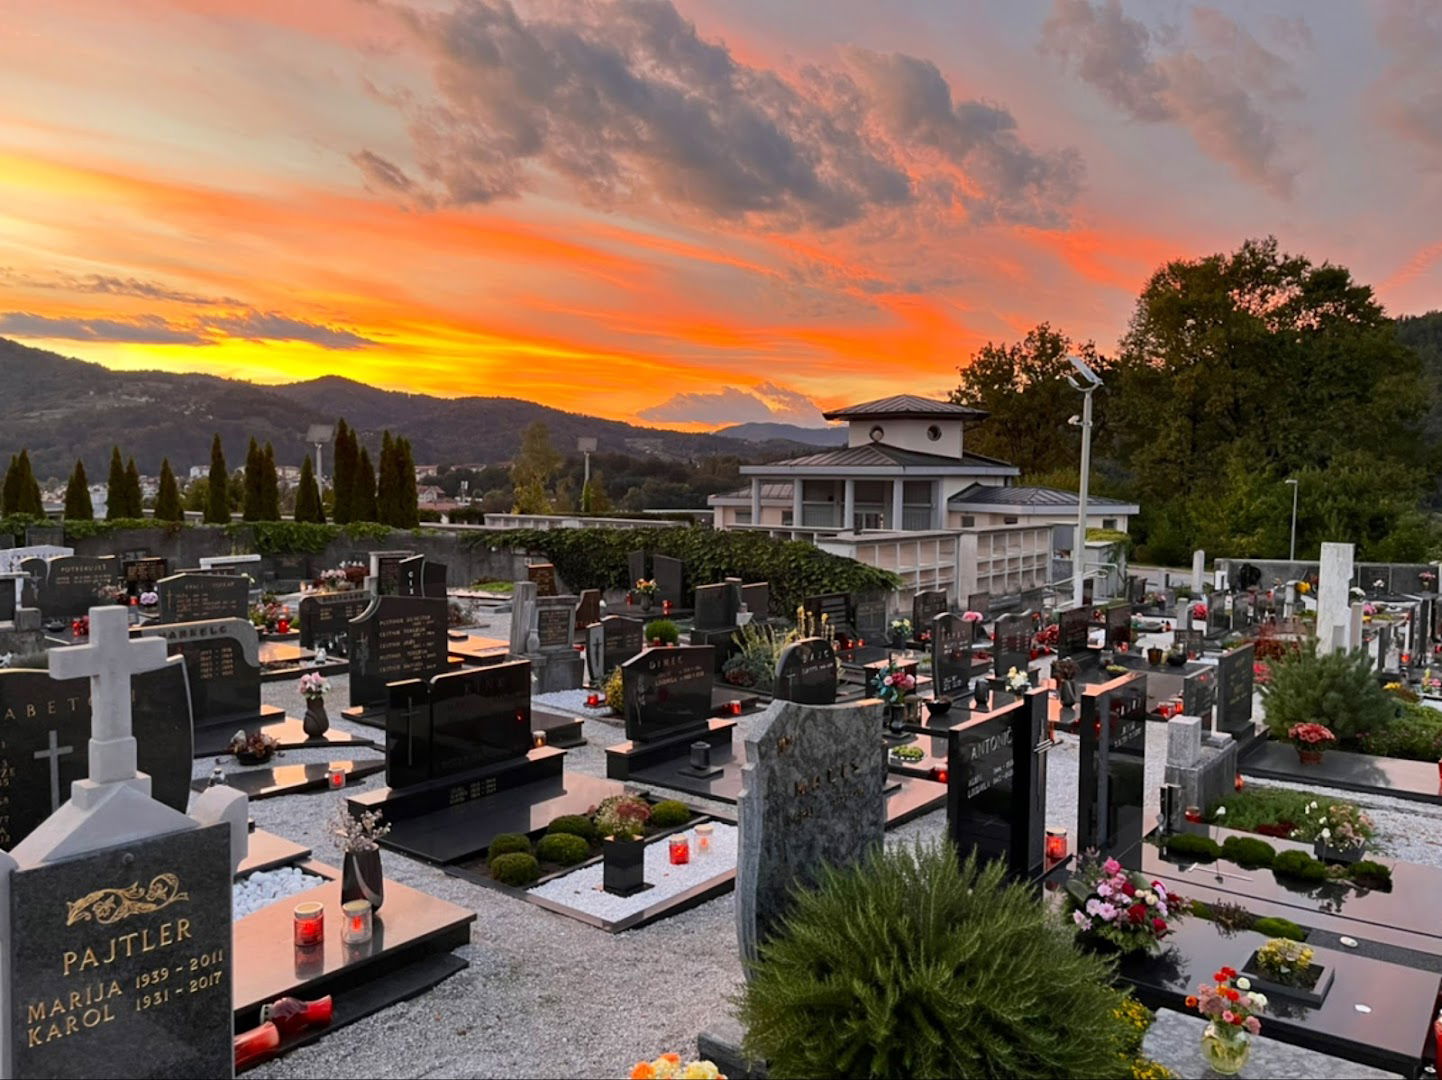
[341,899,373,945]
[532,730,547,748]
[668,835,690,865]
[695,823,713,857]
[1184,806,1203,824]
[328,769,345,790]
[1045,827,1068,861]
[293,902,324,947]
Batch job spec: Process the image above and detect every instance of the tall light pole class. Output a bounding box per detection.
[1285,478,1299,561]
[1067,356,1104,608]
[578,437,597,512]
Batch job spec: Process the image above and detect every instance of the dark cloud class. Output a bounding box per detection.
[204,311,376,349]
[638,382,823,425]
[0,312,210,345]
[0,267,241,306]
[1041,0,1297,196]
[358,0,1078,228]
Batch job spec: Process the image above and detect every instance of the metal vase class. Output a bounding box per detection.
[341,847,385,911]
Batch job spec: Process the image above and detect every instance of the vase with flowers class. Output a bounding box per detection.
[1189,967,1265,1075]
[633,578,659,612]
[299,672,332,737]
[874,657,917,728]
[138,589,159,614]
[330,802,390,911]
[1288,722,1336,765]
[1065,853,1188,955]
[887,617,912,649]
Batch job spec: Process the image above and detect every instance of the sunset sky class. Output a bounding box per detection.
[1,0,1439,429]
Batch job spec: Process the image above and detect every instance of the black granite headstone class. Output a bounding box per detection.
[773,637,838,705]
[0,583,15,622]
[397,554,426,597]
[422,559,448,599]
[156,573,249,624]
[574,589,602,632]
[348,595,450,709]
[741,581,770,619]
[931,612,970,699]
[911,590,948,635]
[854,593,888,642]
[0,663,192,848]
[387,662,531,788]
[621,645,714,742]
[1105,602,1133,648]
[627,550,646,589]
[384,679,432,791]
[7,824,233,1079]
[946,689,1046,879]
[1215,642,1255,739]
[526,562,558,597]
[298,591,371,650]
[1181,665,1217,720]
[693,583,736,630]
[267,553,311,584]
[1078,676,1147,866]
[139,619,260,728]
[993,613,1031,677]
[122,557,168,596]
[652,555,683,606]
[587,615,644,680]
[1175,627,1204,657]
[37,556,120,620]
[1207,595,1231,636]
[23,524,65,548]
[1057,606,1090,656]
[965,592,990,617]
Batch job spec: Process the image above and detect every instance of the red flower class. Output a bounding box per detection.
[1185,995,1199,1009]
[1121,880,1137,898]
[1127,903,1148,924]
[1221,966,1238,979]
[1213,971,1226,983]
[1152,918,1167,932]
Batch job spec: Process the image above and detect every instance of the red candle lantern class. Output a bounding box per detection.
[1184,806,1203,824]
[278,617,290,635]
[663,600,672,615]
[1045,827,1068,861]
[292,901,324,947]
[668,835,690,865]
[328,769,345,790]
[1234,772,1246,792]
[586,692,601,708]
[929,766,949,784]
[233,1022,281,1070]
[728,700,743,717]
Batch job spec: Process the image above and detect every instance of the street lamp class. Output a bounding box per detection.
[1285,478,1299,561]
[578,437,597,512]
[1066,356,1103,608]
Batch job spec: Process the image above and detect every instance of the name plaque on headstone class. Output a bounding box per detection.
[1215,643,1255,739]
[298,591,371,650]
[621,645,714,742]
[156,573,249,624]
[348,596,449,708]
[773,637,838,705]
[526,562,558,597]
[7,824,233,1079]
[535,605,573,650]
[122,557,168,594]
[396,554,425,598]
[38,557,120,620]
[993,613,1031,677]
[911,590,947,634]
[140,619,259,726]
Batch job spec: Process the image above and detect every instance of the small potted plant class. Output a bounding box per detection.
[633,578,659,612]
[888,744,925,765]
[1189,966,1265,1075]
[888,617,912,649]
[1303,800,1370,863]
[138,589,159,614]
[595,794,652,896]
[299,672,332,737]
[1166,643,1187,667]
[228,729,280,766]
[1243,938,1332,1006]
[330,802,390,911]
[95,583,127,606]
[1287,722,1336,765]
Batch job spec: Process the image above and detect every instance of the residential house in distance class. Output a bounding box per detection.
[708,395,1138,602]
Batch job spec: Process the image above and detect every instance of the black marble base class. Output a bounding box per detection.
[530,705,587,748]
[1241,739,1442,804]
[194,758,386,800]
[194,710,377,758]
[605,718,736,781]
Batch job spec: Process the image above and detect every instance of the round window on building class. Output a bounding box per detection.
[869,424,885,443]
[926,424,942,441]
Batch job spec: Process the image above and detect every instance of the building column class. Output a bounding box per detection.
[792,479,804,532]
[749,477,761,526]
[891,477,904,531]
[932,480,944,530]
[843,478,855,533]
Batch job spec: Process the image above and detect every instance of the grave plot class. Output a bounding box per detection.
[342,594,452,725]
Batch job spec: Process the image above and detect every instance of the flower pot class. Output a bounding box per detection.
[639,595,654,613]
[1296,747,1324,765]
[926,696,952,716]
[1147,647,1164,666]
[1200,1025,1251,1076]
[1057,679,1078,708]
[602,835,649,897]
[889,633,907,649]
[235,749,273,766]
[1165,652,1186,667]
[1313,839,1365,865]
[1242,951,1334,1006]
[341,848,384,912]
[302,698,330,738]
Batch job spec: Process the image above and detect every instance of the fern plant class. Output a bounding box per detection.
[737,842,1135,1079]
[1261,646,1396,743]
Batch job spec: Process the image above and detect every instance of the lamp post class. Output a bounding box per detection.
[1066,357,1104,608]
[1285,478,1299,561]
[578,437,597,513]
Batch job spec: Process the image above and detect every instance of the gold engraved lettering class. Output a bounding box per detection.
[65,873,188,927]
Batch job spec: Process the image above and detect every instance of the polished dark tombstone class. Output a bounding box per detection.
[156,571,249,623]
[385,679,432,790]
[992,612,1031,677]
[267,552,311,585]
[574,588,602,631]
[346,595,450,712]
[1175,627,1204,657]
[7,824,233,1079]
[627,549,647,587]
[965,591,990,617]
[1214,642,1255,741]
[1207,594,1232,637]
[931,612,970,701]
[527,561,558,597]
[36,555,120,620]
[1078,673,1148,866]
[741,581,770,619]
[1105,601,1133,648]
[1057,605,1091,656]
[0,663,192,848]
[693,582,736,630]
[397,554,426,597]
[911,590,948,635]
[369,550,414,596]
[946,688,1047,879]
[0,584,14,622]
[802,592,856,639]
[429,662,532,779]
[298,590,371,650]
[422,559,448,599]
[652,554,683,607]
[854,592,888,643]
[774,637,838,705]
[587,615,645,682]
[1180,663,1217,720]
[122,556,168,596]
[621,645,716,743]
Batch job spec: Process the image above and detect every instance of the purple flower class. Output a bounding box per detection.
[1085,899,1102,916]
[1096,882,1112,898]
[1096,902,1118,922]
[1072,911,1091,930]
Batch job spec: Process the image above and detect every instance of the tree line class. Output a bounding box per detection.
[1,416,420,528]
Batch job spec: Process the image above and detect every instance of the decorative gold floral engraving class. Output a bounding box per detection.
[65,875,188,926]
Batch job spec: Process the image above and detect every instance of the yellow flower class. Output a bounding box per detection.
[682,1062,722,1080]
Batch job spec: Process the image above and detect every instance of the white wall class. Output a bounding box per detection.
[845,417,965,458]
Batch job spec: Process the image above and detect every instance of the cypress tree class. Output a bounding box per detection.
[155,459,182,522]
[1,455,18,516]
[123,458,142,517]
[354,446,378,522]
[242,437,263,521]
[376,431,397,525]
[295,456,325,523]
[205,434,230,523]
[64,459,93,521]
[260,442,280,520]
[332,418,354,524]
[16,451,42,516]
[105,447,127,520]
[397,436,419,528]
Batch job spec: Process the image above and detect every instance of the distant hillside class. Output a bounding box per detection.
[715,421,846,446]
[0,337,810,479]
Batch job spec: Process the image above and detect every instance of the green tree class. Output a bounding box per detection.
[123,457,142,517]
[511,421,561,512]
[105,446,127,520]
[294,456,325,523]
[353,446,379,522]
[154,459,182,522]
[332,418,355,524]
[241,437,263,521]
[260,442,280,520]
[1,455,18,516]
[14,450,42,516]
[184,476,208,514]
[376,431,399,525]
[204,434,230,523]
[63,459,93,521]
[581,468,613,513]
[396,436,419,527]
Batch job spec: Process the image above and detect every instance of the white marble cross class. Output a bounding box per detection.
[48,605,169,785]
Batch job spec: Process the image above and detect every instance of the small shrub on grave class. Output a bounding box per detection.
[1354,702,1442,761]
[593,794,651,839]
[644,618,680,645]
[1251,916,1308,942]
[1272,849,1329,882]
[1347,860,1393,889]
[535,833,590,867]
[1209,788,1370,844]
[1198,900,1255,935]
[1163,834,1222,861]
[604,666,624,712]
[648,800,691,829]
[547,815,598,842]
[486,833,532,863]
[1220,836,1276,868]
[490,852,541,886]
[1260,646,1395,744]
[738,842,1139,1080]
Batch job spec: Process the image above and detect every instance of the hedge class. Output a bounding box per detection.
[466,526,900,616]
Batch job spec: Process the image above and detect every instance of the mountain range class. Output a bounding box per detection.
[0,337,828,479]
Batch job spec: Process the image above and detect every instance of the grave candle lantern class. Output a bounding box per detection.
[328,768,345,790]
[695,822,713,857]
[1045,827,1067,861]
[1234,772,1245,792]
[532,730,547,748]
[663,599,672,615]
[278,616,290,634]
[293,901,324,946]
[586,692,601,708]
[728,700,743,716]
[233,1022,281,1071]
[668,835,690,865]
[1184,806,1203,824]
[341,899,373,944]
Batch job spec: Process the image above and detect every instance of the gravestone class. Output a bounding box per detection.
[422,559,448,599]
[198,553,261,575]
[508,581,538,658]
[0,546,71,577]
[965,592,990,617]
[993,612,1031,677]
[1214,643,1255,741]
[1175,627,1204,657]
[621,645,715,743]
[397,554,425,598]
[802,593,855,639]
[526,562,558,598]
[930,612,970,701]
[1105,601,1133,648]
[0,579,16,623]
[946,688,1047,879]
[347,595,450,711]
[370,550,416,597]
[1180,664,1217,722]
[854,593,888,643]
[586,616,644,683]
[297,591,371,651]
[138,618,262,730]
[36,556,120,621]
[736,698,886,965]
[156,572,249,624]
[574,589,602,632]
[627,550,646,589]
[652,555,683,607]
[740,582,770,620]
[773,637,838,705]
[385,660,531,790]
[1057,606,1090,657]
[0,662,193,848]
[693,583,737,630]
[911,590,948,636]
[122,557,168,597]
[23,524,64,548]
[1078,675,1148,866]
[1207,595,1231,637]
[266,553,310,586]
[534,595,575,650]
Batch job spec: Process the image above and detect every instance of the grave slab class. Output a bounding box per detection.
[1142,1009,1400,1080]
[236,828,313,878]
[193,711,375,758]
[1241,739,1442,804]
[190,758,386,800]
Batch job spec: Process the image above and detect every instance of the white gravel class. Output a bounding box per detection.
[529,824,738,922]
[234,866,326,918]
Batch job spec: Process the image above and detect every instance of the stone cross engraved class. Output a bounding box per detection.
[33,729,74,812]
[48,605,170,786]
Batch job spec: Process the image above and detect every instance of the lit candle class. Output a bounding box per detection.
[293,901,324,947]
[1234,772,1246,792]
[341,899,372,945]
[532,730,547,748]
[1045,827,1068,861]
[695,823,713,857]
[1184,806,1203,824]
[328,769,345,790]
[668,835,690,865]
[729,700,743,716]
